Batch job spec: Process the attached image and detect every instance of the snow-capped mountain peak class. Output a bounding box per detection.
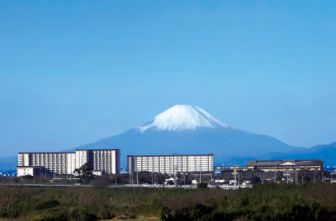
[138,105,229,133]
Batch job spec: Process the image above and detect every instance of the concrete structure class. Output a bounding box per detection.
[127,154,214,175]
[17,166,36,177]
[17,149,120,177]
[247,160,324,184]
[247,160,323,172]
[91,149,119,174]
[17,166,47,177]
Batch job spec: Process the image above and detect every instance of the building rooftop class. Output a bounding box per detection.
[18,148,120,154]
[18,152,73,154]
[247,160,323,167]
[127,153,214,157]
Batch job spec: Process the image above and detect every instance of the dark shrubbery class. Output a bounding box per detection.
[35,200,60,211]
[197,183,208,189]
[90,177,110,187]
[1,184,336,221]
[29,207,68,221]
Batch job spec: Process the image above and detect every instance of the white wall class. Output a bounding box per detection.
[75,150,88,169]
[66,153,76,174]
[17,167,34,177]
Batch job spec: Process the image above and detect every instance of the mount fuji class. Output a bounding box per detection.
[79,105,299,166]
[3,104,336,170]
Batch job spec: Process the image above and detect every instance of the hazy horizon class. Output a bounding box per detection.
[1,1,336,157]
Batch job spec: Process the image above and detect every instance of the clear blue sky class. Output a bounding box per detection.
[0,1,336,157]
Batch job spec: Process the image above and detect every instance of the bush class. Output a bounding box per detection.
[67,207,98,221]
[197,183,208,188]
[91,177,110,188]
[161,204,216,221]
[2,184,336,221]
[35,200,60,210]
[30,207,68,221]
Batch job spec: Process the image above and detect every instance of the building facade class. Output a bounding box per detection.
[127,154,214,175]
[16,166,47,177]
[91,149,119,174]
[246,160,324,183]
[247,160,323,172]
[17,149,120,177]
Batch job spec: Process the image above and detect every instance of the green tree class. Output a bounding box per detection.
[73,163,94,183]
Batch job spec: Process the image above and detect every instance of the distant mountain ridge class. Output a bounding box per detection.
[79,105,301,167]
[263,142,336,166]
[1,105,336,169]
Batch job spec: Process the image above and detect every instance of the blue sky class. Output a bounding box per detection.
[0,1,336,157]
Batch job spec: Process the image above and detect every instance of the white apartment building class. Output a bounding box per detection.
[92,149,119,174]
[17,149,120,177]
[127,154,214,175]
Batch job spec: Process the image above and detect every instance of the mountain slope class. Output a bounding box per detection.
[83,127,295,156]
[80,105,298,166]
[4,105,336,167]
[264,142,336,166]
[2,105,336,169]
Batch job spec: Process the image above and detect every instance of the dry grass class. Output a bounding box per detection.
[101,216,159,221]
[0,218,30,221]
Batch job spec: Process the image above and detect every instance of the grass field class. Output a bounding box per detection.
[1,184,336,221]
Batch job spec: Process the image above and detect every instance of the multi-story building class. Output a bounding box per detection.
[91,149,120,174]
[127,154,214,175]
[17,149,120,177]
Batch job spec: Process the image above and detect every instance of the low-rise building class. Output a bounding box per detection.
[16,166,48,177]
[247,160,323,172]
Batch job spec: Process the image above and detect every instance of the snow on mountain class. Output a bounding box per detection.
[2,104,335,170]
[138,105,229,133]
[78,104,301,167]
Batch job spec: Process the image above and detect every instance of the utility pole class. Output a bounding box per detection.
[131,172,134,184]
[174,165,177,187]
[314,169,316,184]
[129,172,132,185]
[234,166,237,188]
